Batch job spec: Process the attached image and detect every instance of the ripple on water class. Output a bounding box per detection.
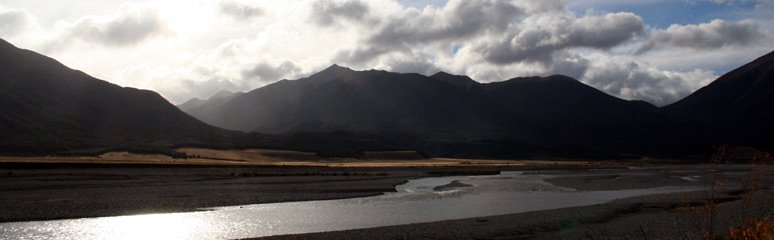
[0,171,701,240]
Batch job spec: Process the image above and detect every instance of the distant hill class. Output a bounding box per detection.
[0,38,240,154]
[663,50,774,152]
[666,51,774,115]
[185,65,470,133]
[182,50,774,159]
[4,35,772,159]
[178,90,243,124]
[182,65,659,158]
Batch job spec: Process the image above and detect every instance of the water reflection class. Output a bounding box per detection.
[2,213,218,240]
[89,213,214,240]
[0,172,700,240]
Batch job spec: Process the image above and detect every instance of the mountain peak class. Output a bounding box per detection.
[0,38,234,152]
[210,90,240,100]
[323,64,353,73]
[544,74,581,83]
[502,75,580,85]
[545,74,577,80]
[430,71,467,79]
[178,98,205,111]
[430,71,453,77]
[307,64,356,82]
[430,71,478,89]
[665,50,774,114]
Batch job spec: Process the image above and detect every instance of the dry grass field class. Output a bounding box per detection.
[0,148,623,168]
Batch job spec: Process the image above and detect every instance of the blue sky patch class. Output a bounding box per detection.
[568,1,758,28]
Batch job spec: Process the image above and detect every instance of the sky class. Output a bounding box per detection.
[0,0,772,106]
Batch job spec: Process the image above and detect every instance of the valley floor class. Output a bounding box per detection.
[0,147,613,168]
[0,153,771,239]
[0,152,608,223]
[0,164,422,222]
[254,165,774,240]
[253,189,774,239]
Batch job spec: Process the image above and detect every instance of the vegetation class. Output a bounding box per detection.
[680,146,773,239]
[229,172,389,177]
[427,170,501,176]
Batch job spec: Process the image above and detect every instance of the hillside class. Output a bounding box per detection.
[663,50,774,151]
[181,65,658,158]
[5,35,771,159]
[0,38,239,154]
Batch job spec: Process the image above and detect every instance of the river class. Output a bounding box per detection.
[0,171,698,240]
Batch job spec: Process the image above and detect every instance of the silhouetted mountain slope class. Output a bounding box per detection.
[178,90,243,122]
[662,50,774,151]
[0,39,238,153]
[177,98,206,112]
[472,75,660,158]
[194,65,491,135]
[430,71,479,90]
[187,64,659,158]
[666,51,774,116]
[6,34,771,159]
[482,75,657,121]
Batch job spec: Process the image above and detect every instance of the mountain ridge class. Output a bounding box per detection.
[0,38,240,154]
[181,64,663,158]
[3,36,772,159]
[662,50,774,151]
[181,50,774,158]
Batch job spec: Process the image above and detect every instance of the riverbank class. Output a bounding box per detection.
[2,160,771,239]
[0,164,418,222]
[0,150,622,222]
[0,159,608,222]
[252,190,772,239]
[254,165,773,240]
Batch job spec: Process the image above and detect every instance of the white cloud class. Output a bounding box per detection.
[0,6,34,38]
[309,0,370,26]
[0,0,771,106]
[637,19,768,53]
[55,4,166,48]
[478,12,645,65]
[241,61,302,82]
[219,1,263,21]
[580,54,717,105]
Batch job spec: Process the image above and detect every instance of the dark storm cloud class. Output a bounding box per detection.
[334,0,523,65]
[219,1,264,21]
[637,19,766,54]
[480,12,645,65]
[367,0,522,47]
[332,47,389,66]
[241,61,302,82]
[309,0,369,26]
[384,54,440,75]
[68,7,164,47]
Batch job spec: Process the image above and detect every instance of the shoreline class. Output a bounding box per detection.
[247,165,774,240]
[249,165,772,240]
[0,162,525,223]
[1,162,770,239]
[0,165,421,223]
[251,189,773,240]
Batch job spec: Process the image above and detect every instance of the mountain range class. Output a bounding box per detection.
[180,65,662,158]
[1,36,772,159]
[0,39,241,154]
[181,51,774,159]
[663,51,774,152]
